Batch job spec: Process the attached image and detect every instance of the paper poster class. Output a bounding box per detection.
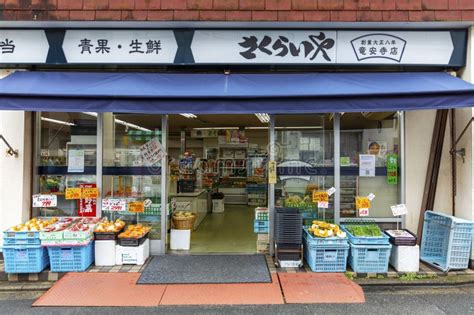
[355,196,371,210]
[391,204,408,216]
[102,199,127,212]
[318,201,329,209]
[32,194,57,207]
[359,154,376,177]
[78,183,96,217]
[140,138,163,166]
[129,201,145,213]
[312,191,329,203]
[387,154,398,185]
[367,193,376,201]
[65,188,82,200]
[268,160,277,184]
[67,149,85,173]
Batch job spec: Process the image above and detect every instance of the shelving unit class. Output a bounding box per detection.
[218,143,248,205]
[340,175,358,218]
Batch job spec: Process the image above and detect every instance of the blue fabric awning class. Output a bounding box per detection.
[0,71,473,114]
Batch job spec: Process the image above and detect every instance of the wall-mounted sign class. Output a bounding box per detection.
[140,138,163,166]
[62,30,178,64]
[32,194,57,207]
[0,29,466,67]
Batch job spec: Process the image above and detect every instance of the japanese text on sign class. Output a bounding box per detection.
[81,187,99,199]
[391,204,408,217]
[358,208,370,217]
[140,138,163,166]
[128,202,145,213]
[355,197,371,210]
[79,38,162,55]
[312,191,329,203]
[351,34,406,62]
[32,194,57,208]
[268,160,277,184]
[65,188,82,200]
[387,154,398,185]
[102,199,127,212]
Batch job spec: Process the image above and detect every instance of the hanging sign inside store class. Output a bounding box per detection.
[140,138,163,166]
[312,191,329,208]
[387,154,398,185]
[65,188,82,200]
[268,160,277,184]
[78,183,97,217]
[62,30,178,64]
[128,201,145,213]
[32,194,57,207]
[102,199,127,212]
[391,204,408,217]
[0,29,466,67]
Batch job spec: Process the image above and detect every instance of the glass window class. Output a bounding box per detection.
[340,112,400,219]
[275,114,335,223]
[101,113,163,241]
[35,112,97,217]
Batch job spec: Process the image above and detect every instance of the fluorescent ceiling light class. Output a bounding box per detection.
[180,113,197,119]
[82,112,151,132]
[255,113,270,123]
[246,126,323,130]
[41,117,76,126]
[193,127,239,130]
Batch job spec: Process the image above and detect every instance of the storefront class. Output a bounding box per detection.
[1,25,474,256]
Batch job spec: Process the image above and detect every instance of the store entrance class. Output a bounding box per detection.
[168,114,269,253]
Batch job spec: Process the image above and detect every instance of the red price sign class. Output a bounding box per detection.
[78,184,97,217]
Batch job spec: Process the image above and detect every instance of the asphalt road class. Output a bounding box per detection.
[0,284,473,315]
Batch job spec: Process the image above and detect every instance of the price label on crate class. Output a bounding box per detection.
[312,191,329,203]
[128,201,145,213]
[65,188,82,200]
[355,196,371,210]
[81,187,99,199]
[102,199,127,212]
[32,194,57,207]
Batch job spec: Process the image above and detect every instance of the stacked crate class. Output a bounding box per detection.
[254,207,269,252]
[2,230,49,274]
[274,207,303,267]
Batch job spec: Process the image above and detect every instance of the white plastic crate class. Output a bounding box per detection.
[389,245,419,272]
[95,240,116,266]
[170,229,191,250]
[115,238,150,265]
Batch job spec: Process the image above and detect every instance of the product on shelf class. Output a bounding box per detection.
[8,217,58,232]
[94,219,126,233]
[308,221,346,238]
[344,224,383,237]
[118,224,151,239]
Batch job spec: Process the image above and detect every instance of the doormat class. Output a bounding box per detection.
[137,254,272,284]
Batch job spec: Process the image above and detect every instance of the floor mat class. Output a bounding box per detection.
[137,254,271,284]
[33,273,166,307]
[160,274,284,305]
[278,273,365,304]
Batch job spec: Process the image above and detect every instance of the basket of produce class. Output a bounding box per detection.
[172,211,196,230]
[117,224,151,246]
[305,221,347,246]
[94,219,126,240]
[341,222,390,245]
[3,217,58,246]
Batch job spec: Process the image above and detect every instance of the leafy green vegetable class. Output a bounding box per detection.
[345,224,382,237]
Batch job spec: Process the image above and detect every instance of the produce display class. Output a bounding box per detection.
[344,224,383,237]
[118,224,151,239]
[285,195,316,210]
[68,221,92,232]
[308,221,346,238]
[173,211,196,218]
[8,217,58,232]
[42,218,75,232]
[94,219,126,233]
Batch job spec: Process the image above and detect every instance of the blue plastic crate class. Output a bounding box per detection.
[304,242,349,273]
[3,230,40,240]
[421,211,474,272]
[341,225,390,245]
[348,243,392,273]
[254,220,269,228]
[2,245,49,273]
[303,228,348,246]
[254,224,269,234]
[3,237,41,246]
[47,242,94,272]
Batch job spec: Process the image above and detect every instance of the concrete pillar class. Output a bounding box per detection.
[0,111,32,246]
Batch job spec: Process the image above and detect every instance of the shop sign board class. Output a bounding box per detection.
[268,160,277,184]
[0,29,466,67]
[62,30,178,64]
[387,154,398,185]
[32,194,57,207]
[102,199,127,212]
[65,188,82,200]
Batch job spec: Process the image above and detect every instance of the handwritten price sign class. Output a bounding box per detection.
[355,197,371,210]
[102,199,127,212]
[128,202,145,213]
[32,194,57,208]
[312,191,329,203]
[81,187,98,199]
[65,188,82,200]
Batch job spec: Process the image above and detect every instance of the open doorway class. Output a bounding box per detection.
[167,114,270,253]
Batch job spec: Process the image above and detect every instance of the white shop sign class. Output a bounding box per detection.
[0,30,49,63]
[62,30,178,64]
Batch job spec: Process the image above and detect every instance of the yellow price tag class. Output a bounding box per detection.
[128,202,145,213]
[65,188,82,200]
[355,197,371,210]
[81,187,98,199]
[268,160,277,184]
[312,191,329,203]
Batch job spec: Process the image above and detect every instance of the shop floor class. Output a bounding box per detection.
[278,273,365,304]
[33,273,166,307]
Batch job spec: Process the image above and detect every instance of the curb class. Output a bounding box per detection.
[0,282,53,292]
[355,277,474,288]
